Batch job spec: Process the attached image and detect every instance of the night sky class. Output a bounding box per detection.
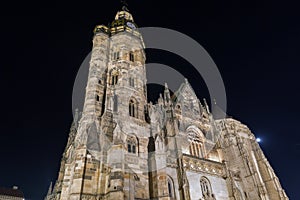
[0,0,299,199]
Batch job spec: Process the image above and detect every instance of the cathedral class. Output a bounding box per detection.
[45,8,288,200]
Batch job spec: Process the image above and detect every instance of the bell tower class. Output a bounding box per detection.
[99,10,151,200]
[103,10,148,122]
[44,6,151,199]
[45,4,289,200]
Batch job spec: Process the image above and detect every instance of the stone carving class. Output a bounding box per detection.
[45,9,289,200]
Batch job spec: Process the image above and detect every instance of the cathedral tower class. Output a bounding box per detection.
[45,6,289,200]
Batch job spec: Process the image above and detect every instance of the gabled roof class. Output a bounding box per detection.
[0,187,24,198]
[172,79,198,104]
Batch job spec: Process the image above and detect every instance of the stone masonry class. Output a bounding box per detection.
[45,9,288,200]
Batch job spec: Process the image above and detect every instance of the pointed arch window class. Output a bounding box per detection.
[127,136,137,154]
[167,176,175,199]
[129,52,134,62]
[129,98,138,118]
[200,177,215,200]
[111,75,118,85]
[113,51,120,60]
[129,77,135,87]
[188,130,205,158]
[110,70,119,85]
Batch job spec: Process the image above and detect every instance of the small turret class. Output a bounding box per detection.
[94,25,110,35]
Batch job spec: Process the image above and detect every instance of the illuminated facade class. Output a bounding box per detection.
[45,8,288,200]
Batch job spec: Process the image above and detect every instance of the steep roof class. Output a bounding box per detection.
[172,79,198,103]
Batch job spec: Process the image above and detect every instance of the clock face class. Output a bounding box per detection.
[127,22,136,29]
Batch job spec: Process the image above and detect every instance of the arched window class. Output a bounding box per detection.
[200,177,215,200]
[111,75,118,85]
[127,136,137,154]
[167,176,175,199]
[129,77,135,87]
[188,131,204,158]
[129,52,134,62]
[129,98,138,118]
[113,51,120,60]
[96,95,100,102]
[110,70,119,85]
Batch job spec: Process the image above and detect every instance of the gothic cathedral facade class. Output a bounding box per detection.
[45,9,288,200]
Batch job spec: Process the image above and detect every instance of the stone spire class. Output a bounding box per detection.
[164,82,171,104]
[47,182,52,195]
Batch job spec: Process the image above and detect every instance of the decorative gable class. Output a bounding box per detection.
[173,80,202,119]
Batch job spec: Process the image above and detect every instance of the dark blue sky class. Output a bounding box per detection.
[0,0,299,199]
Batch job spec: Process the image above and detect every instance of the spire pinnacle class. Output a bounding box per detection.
[47,182,53,196]
[121,0,129,12]
[164,82,169,89]
[203,98,210,113]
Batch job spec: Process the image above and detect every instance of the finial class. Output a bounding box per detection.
[164,82,169,89]
[158,93,163,105]
[203,98,210,113]
[121,0,129,12]
[184,78,188,83]
[121,0,128,6]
